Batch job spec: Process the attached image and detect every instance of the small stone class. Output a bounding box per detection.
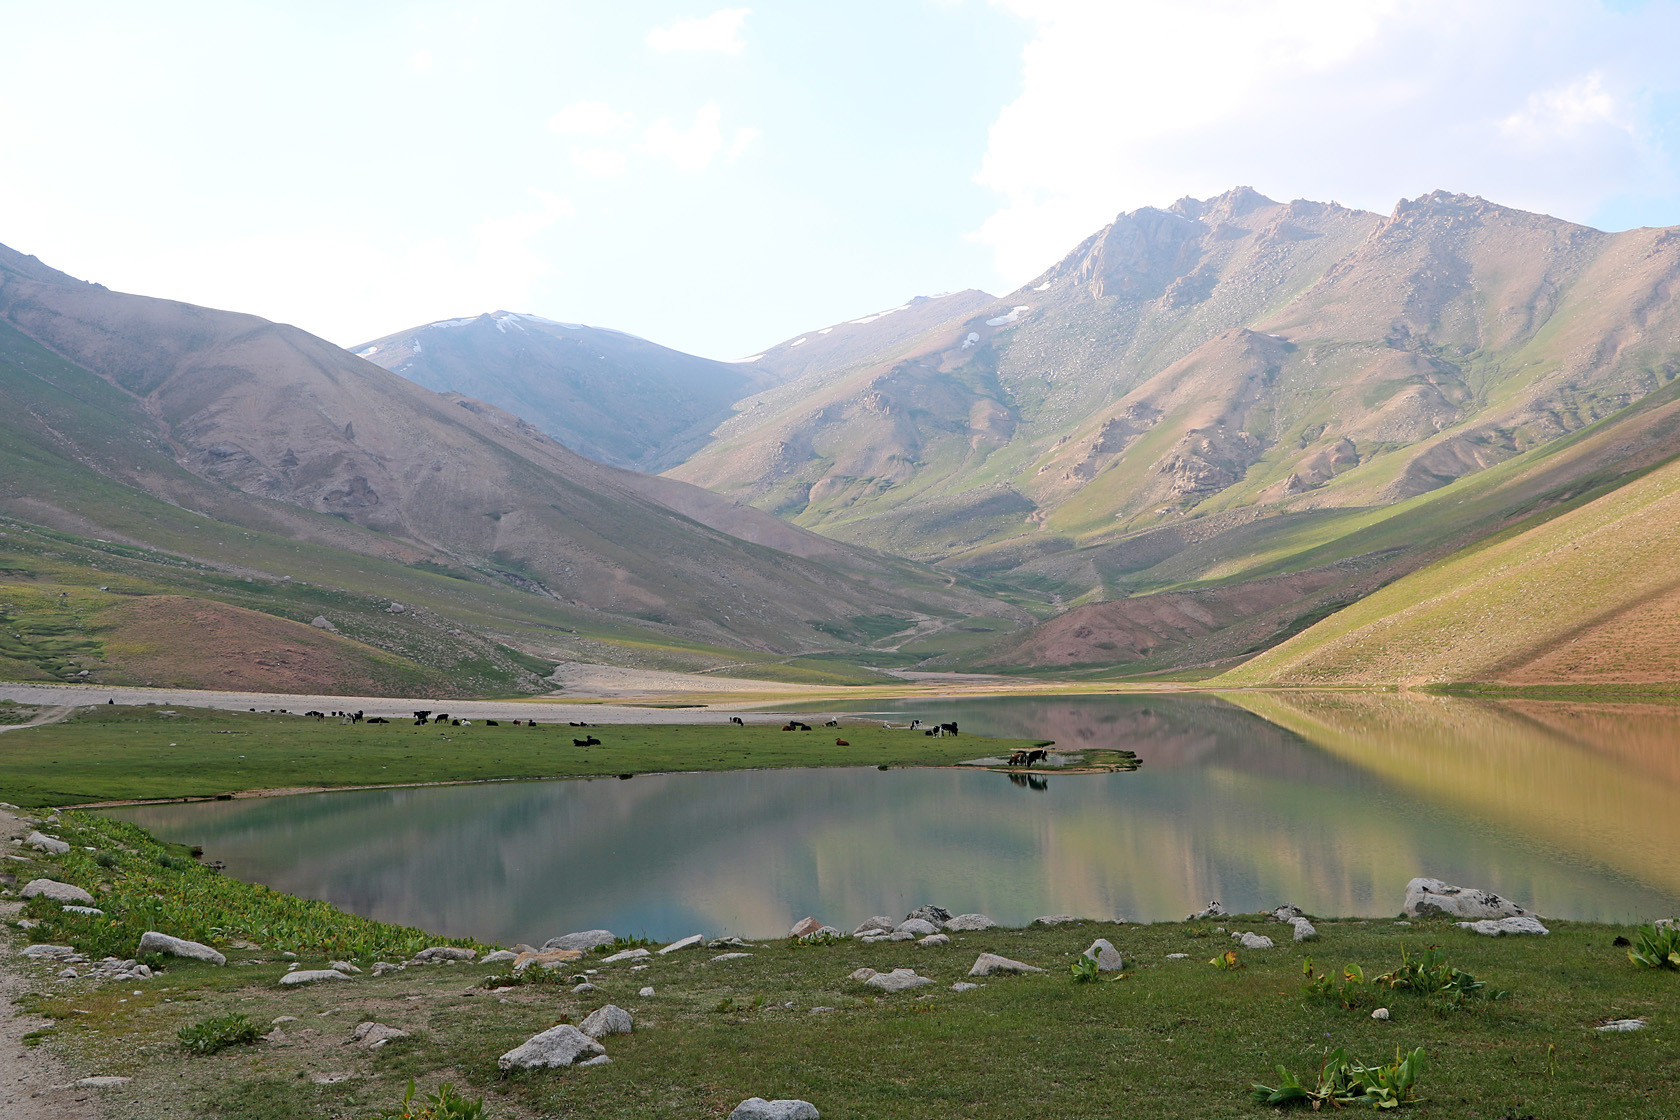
[951,982,980,992]
[711,952,753,962]
[62,905,104,917]
[905,904,953,926]
[271,1016,298,1024]
[658,934,704,955]
[1083,938,1123,971]
[26,831,70,855]
[1232,932,1275,950]
[280,969,353,986]
[573,982,601,994]
[1372,1008,1390,1021]
[514,949,585,971]
[497,1024,604,1070]
[638,986,655,997]
[851,916,894,936]
[1186,901,1228,921]
[1166,953,1190,959]
[1290,919,1319,942]
[728,1099,819,1120]
[1455,916,1549,937]
[480,950,518,965]
[352,1022,408,1046]
[1597,1018,1647,1032]
[58,968,78,979]
[579,1004,633,1039]
[412,946,476,962]
[916,934,950,948]
[20,879,95,905]
[138,931,226,966]
[709,936,751,949]
[543,930,616,952]
[329,960,362,974]
[943,913,995,932]
[848,967,878,982]
[599,948,651,963]
[577,1054,613,1067]
[310,616,338,631]
[74,1077,132,1089]
[789,917,823,937]
[23,944,76,959]
[1032,914,1081,926]
[894,918,940,937]
[968,953,1044,977]
[1270,904,1306,921]
[864,968,934,992]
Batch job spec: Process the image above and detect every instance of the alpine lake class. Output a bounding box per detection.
[105,690,1680,944]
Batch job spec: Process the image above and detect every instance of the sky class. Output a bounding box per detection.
[4,0,1680,360]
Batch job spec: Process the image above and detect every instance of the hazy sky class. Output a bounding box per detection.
[4,1,1679,359]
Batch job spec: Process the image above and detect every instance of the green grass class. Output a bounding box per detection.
[0,705,1048,807]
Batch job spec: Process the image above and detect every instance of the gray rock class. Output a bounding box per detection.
[480,950,518,965]
[579,1004,633,1038]
[789,916,823,937]
[412,946,476,962]
[310,616,338,631]
[1404,878,1534,921]
[860,930,915,943]
[21,879,95,905]
[497,1024,605,1070]
[1083,938,1123,971]
[1270,904,1306,921]
[544,930,616,952]
[1032,914,1082,925]
[814,926,842,938]
[916,934,950,948]
[329,960,362,974]
[573,982,601,994]
[279,969,353,986]
[968,953,1044,977]
[658,934,704,955]
[852,916,895,936]
[1597,1018,1647,1032]
[600,948,651,963]
[904,905,952,926]
[847,968,878,982]
[58,968,78,979]
[894,918,940,937]
[1232,932,1275,950]
[22,944,77,959]
[578,1054,613,1067]
[729,1099,819,1120]
[26,831,70,855]
[951,982,980,992]
[1371,1008,1390,1021]
[638,986,655,997]
[864,968,933,992]
[62,905,104,917]
[943,913,995,932]
[372,961,403,975]
[139,931,227,966]
[711,952,754,962]
[1186,901,1228,921]
[1455,916,1549,937]
[709,936,751,949]
[1165,953,1189,959]
[352,1022,409,1047]
[1290,919,1319,942]
[75,1077,132,1089]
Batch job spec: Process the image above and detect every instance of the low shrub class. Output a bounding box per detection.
[376,1079,488,1120]
[1627,922,1680,970]
[178,1012,261,1055]
[1252,1046,1426,1110]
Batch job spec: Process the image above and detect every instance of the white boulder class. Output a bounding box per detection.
[1455,916,1549,937]
[20,879,94,905]
[1232,932,1275,950]
[943,913,995,932]
[27,831,70,855]
[1404,878,1534,921]
[497,1024,604,1070]
[729,1099,819,1120]
[852,916,894,936]
[579,1004,633,1039]
[968,953,1044,977]
[1083,939,1123,971]
[279,969,353,986]
[894,918,940,937]
[658,934,704,955]
[138,931,227,966]
[544,930,615,952]
[864,968,933,992]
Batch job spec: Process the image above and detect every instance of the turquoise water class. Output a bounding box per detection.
[107,692,1680,943]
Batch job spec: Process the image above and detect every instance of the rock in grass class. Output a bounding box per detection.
[729,1099,819,1120]
[943,913,995,932]
[1083,939,1123,971]
[20,879,94,905]
[638,986,655,997]
[138,931,226,966]
[848,968,878,982]
[916,934,950,948]
[894,918,940,937]
[1271,904,1306,921]
[63,905,104,917]
[279,969,353,986]
[26,831,69,855]
[658,934,705,955]
[1290,919,1319,942]
[711,952,754,962]
[904,905,952,926]
[352,1022,408,1047]
[789,917,823,937]
[864,968,933,992]
[951,982,980,992]
[579,1004,633,1039]
[412,946,476,962]
[968,953,1044,977]
[852,916,895,936]
[329,960,362,974]
[544,930,615,952]
[1597,1019,1647,1032]
[75,1077,132,1089]
[1186,901,1227,921]
[1455,916,1549,937]
[480,950,518,965]
[514,949,584,971]
[1032,914,1082,926]
[22,944,76,959]
[600,948,650,963]
[497,1024,604,1070]
[1404,878,1534,921]
[573,982,601,994]
[1232,932,1275,950]
[578,1054,613,1067]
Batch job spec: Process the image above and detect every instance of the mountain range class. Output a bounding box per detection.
[4,185,1680,693]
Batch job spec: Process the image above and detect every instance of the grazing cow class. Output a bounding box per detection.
[434,714,450,724]
[511,720,522,726]
[573,737,589,746]
[835,738,849,747]
[824,720,839,727]
[459,720,472,726]
[940,722,959,737]
[730,716,744,726]
[1025,748,1048,767]
[925,729,936,736]
[486,719,499,726]
[586,735,601,746]
[782,723,796,732]
[1008,749,1030,766]
[910,719,921,730]
[528,720,538,727]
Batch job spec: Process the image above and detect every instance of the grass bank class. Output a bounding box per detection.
[0,705,1050,808]
[4,809,1677,1120]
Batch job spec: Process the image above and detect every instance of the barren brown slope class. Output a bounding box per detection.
[0,243,1020,655]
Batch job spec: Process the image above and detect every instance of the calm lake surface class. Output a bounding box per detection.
[107,691,1680,944]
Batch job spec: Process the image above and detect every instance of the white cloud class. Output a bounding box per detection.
[570,145,627,177]
[726,126,760,161]
[408,49,433,72]
[974,0,1680,285]
[646,8,750,55]
[548,100,632,136]
[642,102,724,173]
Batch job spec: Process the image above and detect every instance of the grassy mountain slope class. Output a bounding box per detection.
[357,311,786,473]
[0,243,1031,687]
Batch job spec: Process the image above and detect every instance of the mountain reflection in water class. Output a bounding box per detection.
[107,692,1680,944]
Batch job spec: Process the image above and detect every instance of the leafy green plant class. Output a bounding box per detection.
[1070,953,1100,983]
[376,1079,488,1120]
[1252,1047,1426,1110]
[591,935,654,954]
[1304,949,1502,1010]
[177,1012,261,1055]
[1627,922,1680,969]
[1210,950,1242,970]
